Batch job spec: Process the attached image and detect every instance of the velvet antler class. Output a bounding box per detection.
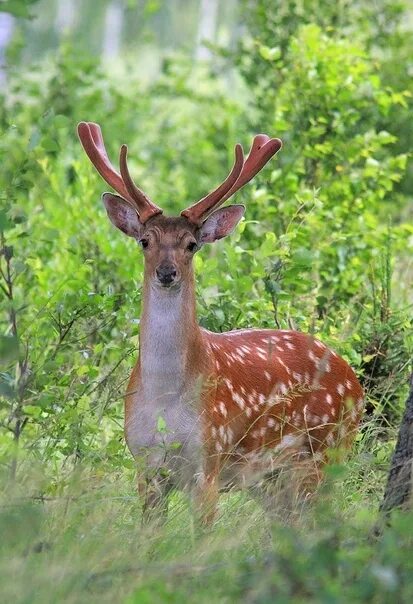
[181,135,282,226]
[77,122,162,223]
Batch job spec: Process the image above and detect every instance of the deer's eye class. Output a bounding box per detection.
[139,238,149,249]
[186,241,197,252]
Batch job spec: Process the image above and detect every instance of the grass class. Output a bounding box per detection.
[1,446,413,604]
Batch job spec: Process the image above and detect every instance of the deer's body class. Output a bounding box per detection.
[78,122,364,521]
[125,260,363,498]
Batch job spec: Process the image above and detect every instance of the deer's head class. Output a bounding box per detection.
[77,122,282,290]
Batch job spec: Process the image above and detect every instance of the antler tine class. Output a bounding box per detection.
[220,135,282,205]
[77,122,133,203]
[180,144,244,226]
[77,122,162,223]
[181,135,282,226]
[119,145,162,223]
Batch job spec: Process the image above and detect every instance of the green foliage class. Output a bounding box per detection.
[0,4,412,601]
[0,0,40,18]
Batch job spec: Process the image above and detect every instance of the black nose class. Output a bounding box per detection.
[156,265,177,285]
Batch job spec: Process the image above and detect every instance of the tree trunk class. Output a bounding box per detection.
[195,0,219,61]
[102,1,124,60]
[0,12,14,87]
[55,0,78,33]
[379,371,413,515]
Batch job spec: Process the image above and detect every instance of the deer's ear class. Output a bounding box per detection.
[102,193,144,239]
[199,205,245,243]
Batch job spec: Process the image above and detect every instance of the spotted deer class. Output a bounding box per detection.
[78,122,364,522]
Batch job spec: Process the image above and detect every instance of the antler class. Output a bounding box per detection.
[181,135,282,226]
[77,122,162,223]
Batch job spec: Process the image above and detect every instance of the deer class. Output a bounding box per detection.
[78,121,364,523]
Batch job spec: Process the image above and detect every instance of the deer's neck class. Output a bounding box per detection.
[139,273,202,398]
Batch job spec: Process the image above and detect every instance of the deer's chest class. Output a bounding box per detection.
[125,374,203,487]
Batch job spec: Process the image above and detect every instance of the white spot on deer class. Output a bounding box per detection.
[292,413,302,427]
[215,442,223,452]
[258,393,266,405]
[274,434,304,452]
[267,417,276,428]
[218,425,225,439]
[232,392,245,410]
[268,393,281,407]
[276,345,284,353]
[331,407,336,417]
[245,407,252,418]
[356,397,364,410]
[286,342,295,351]
[279,383,288,395]
[282,334,293,341]
[253,404,260,413]
[345,379,353,390]
[308,350,317,363]
[227,427,234,444]
[224,378,233,391]
[309,413,320,426]
[322,414,330,424]
[304,372,310,383]
[315,340,325,350]
[326,394,333,405]
[257,351,267,361]
[337,383,345,396]
[236,348,245,358]
[293,372,302,383]
[260,427,266,437]
[218,402,227,418]
[211,426,217,438]
[264,371,271,381]
[318,357,331,373]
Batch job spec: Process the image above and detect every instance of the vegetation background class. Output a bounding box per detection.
[0,0,412,601]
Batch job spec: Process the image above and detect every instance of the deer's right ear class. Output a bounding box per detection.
[102,193,144,239]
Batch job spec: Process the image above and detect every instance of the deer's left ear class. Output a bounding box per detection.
[199,205,245,243]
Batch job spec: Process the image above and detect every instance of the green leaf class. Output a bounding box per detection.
[157,415,167,433]
[0,336,19,364]
[0,210,13,232]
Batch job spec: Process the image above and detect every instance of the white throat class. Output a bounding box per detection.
[139,284,192,401]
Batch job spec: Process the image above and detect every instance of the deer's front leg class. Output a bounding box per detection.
[136,454,172,524]
[193,455,220,526]
[138,473,171,520]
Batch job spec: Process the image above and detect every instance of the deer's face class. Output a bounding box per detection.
[102,193,245,290]
[138,215,199,289]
